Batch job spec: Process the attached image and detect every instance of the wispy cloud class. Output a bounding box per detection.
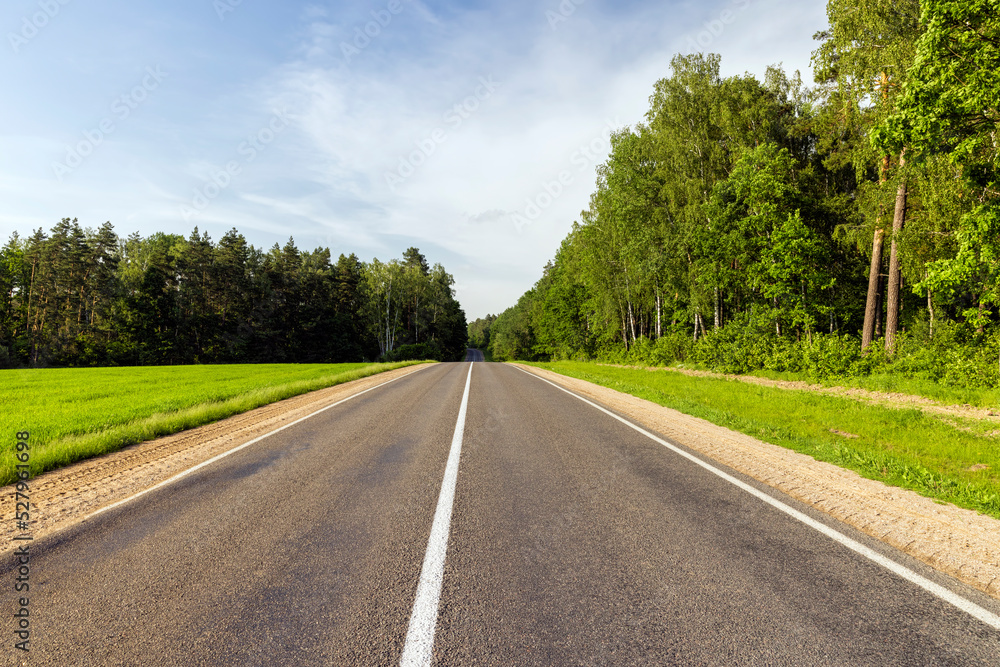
[1,0,828,318]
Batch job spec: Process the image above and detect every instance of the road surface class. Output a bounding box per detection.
[5,357,1000,665]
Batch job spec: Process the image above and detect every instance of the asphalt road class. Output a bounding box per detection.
[5,357,1000,665]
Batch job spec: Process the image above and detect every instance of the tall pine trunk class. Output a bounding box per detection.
[714,287,720,330]
[884,153,908,354]
[862,153,891,352]
[628,299,636,342]
[927,276,935,340]
[656,288,662,339]
[861,230,885,350]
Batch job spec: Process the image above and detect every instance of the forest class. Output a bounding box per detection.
[473,0,1000,389]
[0,220,467,367]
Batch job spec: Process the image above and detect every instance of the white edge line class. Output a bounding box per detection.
[400,362,474,667]
[83,365,431,523]
[512,364,1000,632]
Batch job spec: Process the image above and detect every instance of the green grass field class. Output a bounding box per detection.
[526,361,1000,519]
[1,362,424,485]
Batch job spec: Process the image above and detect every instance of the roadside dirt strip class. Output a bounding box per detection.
[0,363,433,555]
[514,364,1000,602]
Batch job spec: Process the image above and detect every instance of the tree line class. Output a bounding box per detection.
[0,219,467,367]
[475,0,1000,380]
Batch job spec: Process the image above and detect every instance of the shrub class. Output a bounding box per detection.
[543,311,1000,391]
[381,341,444,362]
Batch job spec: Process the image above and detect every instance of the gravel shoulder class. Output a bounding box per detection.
[516,363,1000,601]
[0,363,432,556]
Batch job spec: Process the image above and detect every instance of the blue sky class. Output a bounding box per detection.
[2,0,829,319]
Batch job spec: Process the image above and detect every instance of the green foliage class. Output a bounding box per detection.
[467,315,495,350]
[706,144,835,336]
[381,341,444,363]
[594,315,1000,395]
[629,328,694,367]
[0,225,465,367]
[873,0,1000,328]
[875,0,1000,177]
[495,8,1000,384]
[812,0,921,177]
[489,289,540,362]
[361,249,467,362]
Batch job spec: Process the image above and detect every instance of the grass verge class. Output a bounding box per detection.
[672,362,1000,409]
[1,361,426,485]
[525,361,1000,519]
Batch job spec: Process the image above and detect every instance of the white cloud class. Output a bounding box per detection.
[0,0,830,321]
[246,2,831,318]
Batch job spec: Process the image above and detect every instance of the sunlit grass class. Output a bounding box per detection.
[678,363,1000,408]
[0,362,425,485]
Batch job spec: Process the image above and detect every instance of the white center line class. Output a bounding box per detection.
[400,363,473,667]
[514,365,1000,632]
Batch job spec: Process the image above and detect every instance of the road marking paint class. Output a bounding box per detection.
[85,366,431,522]
[401,363,474,666]
[514,365,1000,631]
